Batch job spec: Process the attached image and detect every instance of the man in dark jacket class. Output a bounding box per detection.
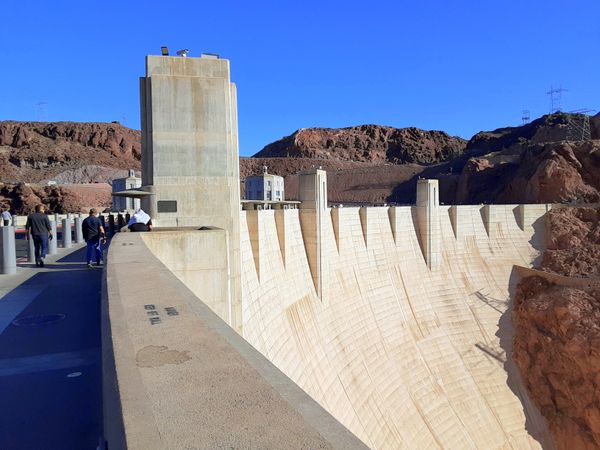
[25,204,52,267]
[82,208,105,268]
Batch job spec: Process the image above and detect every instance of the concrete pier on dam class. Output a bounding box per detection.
[104,178,554,449]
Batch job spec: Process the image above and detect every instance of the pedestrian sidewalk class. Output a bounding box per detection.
[0,244,103,449]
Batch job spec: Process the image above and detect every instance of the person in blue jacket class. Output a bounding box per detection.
[82,208,106,268]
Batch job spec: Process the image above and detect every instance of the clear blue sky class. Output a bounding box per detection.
[1,0,598,156]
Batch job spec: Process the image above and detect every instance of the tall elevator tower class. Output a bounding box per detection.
[139,53,241,328]
[139,54,240,230]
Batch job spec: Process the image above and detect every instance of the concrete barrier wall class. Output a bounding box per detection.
[141,229,232,324]
[103,232,368,450]
[139,204,554,449]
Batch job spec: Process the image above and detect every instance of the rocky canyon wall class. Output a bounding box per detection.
[513,207,600,450]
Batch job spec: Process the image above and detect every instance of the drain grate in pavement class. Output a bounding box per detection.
[12,313,66,327]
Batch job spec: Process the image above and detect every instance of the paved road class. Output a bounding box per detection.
[0,246,103,450]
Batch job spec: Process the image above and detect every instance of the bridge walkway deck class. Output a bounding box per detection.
[0,244,103,450]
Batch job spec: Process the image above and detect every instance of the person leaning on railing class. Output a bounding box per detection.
[127,209,153,232]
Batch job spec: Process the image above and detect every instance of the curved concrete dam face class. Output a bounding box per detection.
[140,202,553,449]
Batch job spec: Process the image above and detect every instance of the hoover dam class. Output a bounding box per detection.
[102,53,555,449]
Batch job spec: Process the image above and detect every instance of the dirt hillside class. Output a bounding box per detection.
[513,207,600,450]
[1,112,599,211]
[253,125,467,164]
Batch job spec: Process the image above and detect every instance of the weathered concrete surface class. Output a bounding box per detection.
[141,228,231,324]
[147,204,554,449]
[139,54,242,333]
[236,205,553,449]
[103,232,368,450]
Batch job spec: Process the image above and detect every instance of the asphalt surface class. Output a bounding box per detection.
[0,246,103,450]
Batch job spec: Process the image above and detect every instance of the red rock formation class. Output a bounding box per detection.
[1,113,599,211]
[542,207,600,278]
[0,121,141,184]
[513,207,600,450]
[513,277,600,450]
[0,182,111,214]
[454,140,600,204]
[253,125,467,164]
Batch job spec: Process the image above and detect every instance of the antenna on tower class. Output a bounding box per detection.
[36,102,48,122]
[521,109,530,125]
[547,85,568,114]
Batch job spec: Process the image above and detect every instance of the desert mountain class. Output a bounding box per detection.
[453,113,600,203]
[253,125,467,164]
[1,112,599,212]
[0,121,141,184]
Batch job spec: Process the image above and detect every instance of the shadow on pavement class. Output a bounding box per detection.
[57,246,88,263]
[0,252,103,449]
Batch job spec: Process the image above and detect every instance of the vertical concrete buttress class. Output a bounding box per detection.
[274,209,288,267]
[298,169,327,299]
[416,179,440,270]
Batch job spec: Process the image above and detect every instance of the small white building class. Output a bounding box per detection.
[245,166,284,202]
[112,169,141,211]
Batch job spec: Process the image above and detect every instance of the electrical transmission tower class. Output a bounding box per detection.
[566,109,596,141]
[547,85,567,113]
[521,110,530,125]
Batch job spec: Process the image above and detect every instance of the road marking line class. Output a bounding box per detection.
[0,349,99,376]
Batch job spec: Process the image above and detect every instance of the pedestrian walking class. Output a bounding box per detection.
[82,208,106,268]
[1,209,11,226]
[25,204,52,267]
